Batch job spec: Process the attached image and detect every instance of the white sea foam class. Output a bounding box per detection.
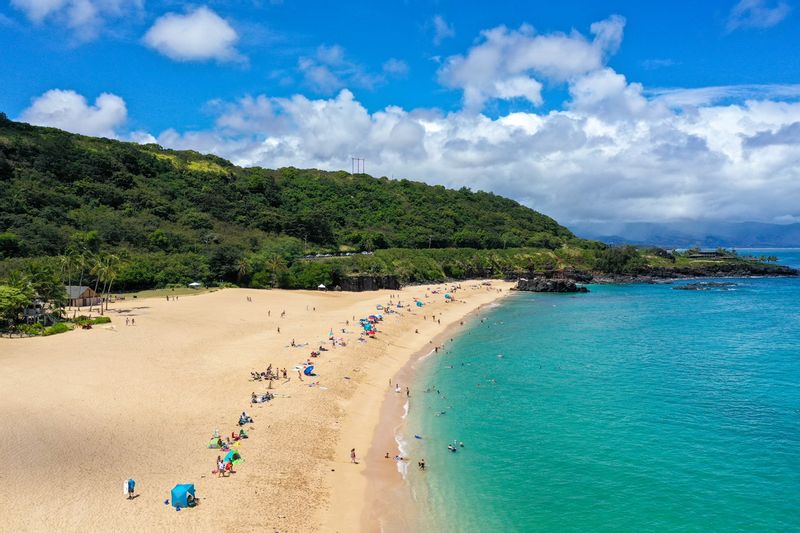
[402,399,409,419]
[395,432,410,478]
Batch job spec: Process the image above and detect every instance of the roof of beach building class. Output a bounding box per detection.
[65,285,97,298]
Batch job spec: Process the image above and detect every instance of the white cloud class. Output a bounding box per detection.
[297,45,402,94]
[432,15,455,45]
[383,58,409,76]
[143,7,242,63]
[727,0,791,31]
[438,15,626,110]
[649,84,800,108]
[19,89,127,137]
[10,0,143,40]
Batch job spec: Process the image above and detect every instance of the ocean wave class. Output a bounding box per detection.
[395,433,410,478]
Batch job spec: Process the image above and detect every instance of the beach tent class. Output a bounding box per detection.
[318,284,326,290]
[188,282,201,288]
[444,293,452,300]
[304,365,315,376]
[171,484,196,508]
[224,450,243,465]
[416,301,424,307]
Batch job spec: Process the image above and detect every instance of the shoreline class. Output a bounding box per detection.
[316,282,513,533]
[359,296,513,532]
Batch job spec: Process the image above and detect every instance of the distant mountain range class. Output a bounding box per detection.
[571,221,800,248]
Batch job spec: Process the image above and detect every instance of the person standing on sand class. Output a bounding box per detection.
[131,318,135,326]
[217,456,224,477]
[125,317,129,326]
[350,448,357,463]
[406,387,410,397]
[124,478,135,499]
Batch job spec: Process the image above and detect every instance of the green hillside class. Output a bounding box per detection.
[0,114,572,258]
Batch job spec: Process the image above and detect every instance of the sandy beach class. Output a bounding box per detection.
[0,281,511,532]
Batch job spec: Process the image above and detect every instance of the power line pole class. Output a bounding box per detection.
[351,157,365,174]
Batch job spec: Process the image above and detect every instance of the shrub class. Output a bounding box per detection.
[17,323,45,336]
[43,322,71,336]
[73,315,111,326]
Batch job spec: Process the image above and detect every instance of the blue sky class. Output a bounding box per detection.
[3,0,800,225]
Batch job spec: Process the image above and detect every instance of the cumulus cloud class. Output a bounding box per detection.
[10,0,143,40]
[19,89,127,137]
[432,15,455,45]
[438,15,626,110]
[727,0,791,31]
[143,7,242,63]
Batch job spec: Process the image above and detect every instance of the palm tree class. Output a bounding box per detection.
[89,254,104,314]
[74,253,87,308]
[100,254,121,314]
[236,257,251,284]
[266,255,286,287]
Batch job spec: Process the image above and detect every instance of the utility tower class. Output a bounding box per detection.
[351,157,365,174]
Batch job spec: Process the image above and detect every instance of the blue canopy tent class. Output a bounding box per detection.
[171,483,196,508]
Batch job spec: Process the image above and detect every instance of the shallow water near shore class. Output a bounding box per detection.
[402,250,800,531]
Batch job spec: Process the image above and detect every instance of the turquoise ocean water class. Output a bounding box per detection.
[404,250,800,531]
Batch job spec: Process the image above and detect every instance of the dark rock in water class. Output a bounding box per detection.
[673,282,738,291]
[516,277,589,293]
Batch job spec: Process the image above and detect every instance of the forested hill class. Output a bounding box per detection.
[0,115,573,258]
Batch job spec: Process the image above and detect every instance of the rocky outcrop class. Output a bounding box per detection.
[336,275,401,292]
[515,277,589,293]
[592,262,797,284]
